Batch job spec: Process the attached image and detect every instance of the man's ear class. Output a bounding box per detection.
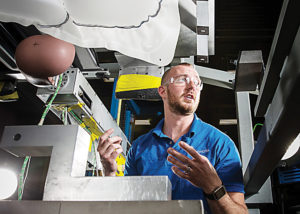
[158,85,166,99]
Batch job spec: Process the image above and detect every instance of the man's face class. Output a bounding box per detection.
[164,65,202,115]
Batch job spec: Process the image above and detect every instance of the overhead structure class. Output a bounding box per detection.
[0,0,181,66]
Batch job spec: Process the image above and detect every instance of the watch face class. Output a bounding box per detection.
[214,185,226,200]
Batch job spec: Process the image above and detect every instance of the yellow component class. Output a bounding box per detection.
[68,103,104,151]
[67,103,126,176]
[51,104,68,111]
[68,104,100,133]
[0,91,18,100]
[116,99,122,125]
[82,116,102,137]
[116,74,161,92]
[89,133,99,152]
[115,153,126,176]
[68,103,85,112]
[0,82,19,100]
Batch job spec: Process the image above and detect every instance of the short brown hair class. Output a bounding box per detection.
[161,63,193,86]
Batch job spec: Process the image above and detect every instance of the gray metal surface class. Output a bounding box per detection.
[37,68,129,154]
[75,46,111,77]
[235,92,273,203]
[75,46,99,70]
[178,0,196,33]
[118,63,164,78]
[0,201,61,214]
[198,0,215,56]
[174,24,197,57]
[0,125,172,201]
[245,179,273,203]
[195,65,235,89]
[196,1,209,63]
[0,200,204,214]
[235,91,255,173]
[248,209,260,214]
[115,53,159,69]
[254,0,300,117]
[235,50,263,91]
[182,57,235,89]
[244,27,300,195]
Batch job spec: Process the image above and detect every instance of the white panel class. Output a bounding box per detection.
[197,35,208,56]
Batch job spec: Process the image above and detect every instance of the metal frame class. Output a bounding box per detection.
[196,0,215,63]
[0,200,204,214]
[37,68,129,154]
[110,78,120,120]
[234,51,263,92]
[254,0,300,117]
[75,46,110,77]
[244,26,300,195]
[235,92,273,203]
[0,125,172,201]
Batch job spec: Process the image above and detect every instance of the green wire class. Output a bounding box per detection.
[19,74,64,200]
[68,110,98,176]
[91,141,96,176]
[69,110,92,134]
[18,156,30,200]
[253,123,263,133]
[39,74,63,124]
[62,107,65,123]
[68,110,97,175]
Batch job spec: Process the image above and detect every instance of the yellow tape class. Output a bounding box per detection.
[116,74,161,92]
[68,103,85,112]
[88,133,99,152]
[115,153,126,176]
[68,103,103,151]
[67,103,125,176]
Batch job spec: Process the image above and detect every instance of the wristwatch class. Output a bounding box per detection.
[204,184,227,201]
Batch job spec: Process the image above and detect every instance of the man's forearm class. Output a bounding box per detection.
[207,193,248,214]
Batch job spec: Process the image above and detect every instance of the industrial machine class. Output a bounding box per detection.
[0,0,299,213]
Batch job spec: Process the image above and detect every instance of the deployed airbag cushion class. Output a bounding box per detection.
[0,0,181,66]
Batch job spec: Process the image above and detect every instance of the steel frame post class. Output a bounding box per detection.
[244,27,300,195]
[235,92,273,204]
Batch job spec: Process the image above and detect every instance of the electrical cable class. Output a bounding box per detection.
[18,156,30,200]
[69,109,99,176]
[61,107,65,124]
[253,123,263,133]
[38,74,63,126]
[18,74,63,200]
[64,107,68,125]
[22,156,31,190]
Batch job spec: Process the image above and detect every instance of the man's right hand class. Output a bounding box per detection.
[97,128,123,176]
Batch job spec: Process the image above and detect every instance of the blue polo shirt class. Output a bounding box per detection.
[125,114,244,212]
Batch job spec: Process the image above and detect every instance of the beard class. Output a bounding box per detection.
[167,87,199,115]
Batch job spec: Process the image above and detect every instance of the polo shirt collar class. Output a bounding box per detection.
[152,113,201,138]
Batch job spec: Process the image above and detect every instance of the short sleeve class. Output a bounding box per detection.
[124,142,138,175]
[215,140,245,193]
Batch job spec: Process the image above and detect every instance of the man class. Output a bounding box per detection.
[98,63,248,214]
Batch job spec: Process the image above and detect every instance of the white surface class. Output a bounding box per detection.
[0,0,181,66]
[0,168,18,199]
[282,133,300,160]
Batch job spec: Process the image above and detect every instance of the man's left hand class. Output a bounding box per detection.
[167,141,222,194]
